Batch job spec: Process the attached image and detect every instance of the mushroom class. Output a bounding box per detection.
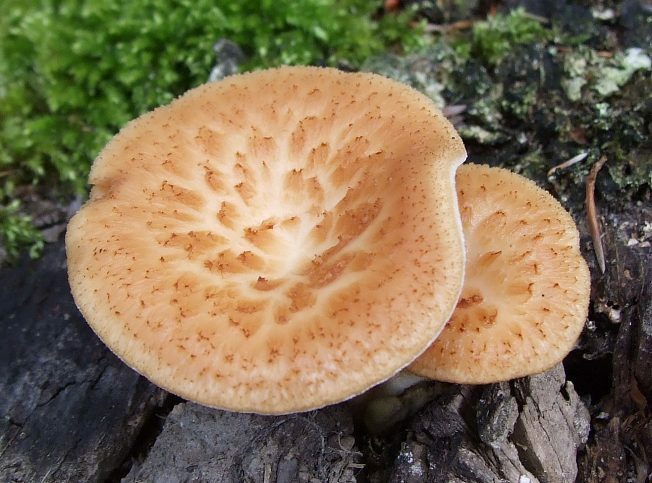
[66,66,467,414]
[409,164,591,384]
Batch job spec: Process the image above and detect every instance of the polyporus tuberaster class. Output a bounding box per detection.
[410,164,591,384]
[66,67,467,414]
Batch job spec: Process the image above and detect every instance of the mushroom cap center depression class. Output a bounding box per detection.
[67,68,466,413]
[147,123,394,327]
[95,110,403,350]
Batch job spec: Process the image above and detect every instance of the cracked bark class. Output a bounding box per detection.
[377,364,590,483]
[124,402,362,483]
[0,240,166,483]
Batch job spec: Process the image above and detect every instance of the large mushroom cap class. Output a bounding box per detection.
[66,66,466,414]
[410,164,590,384]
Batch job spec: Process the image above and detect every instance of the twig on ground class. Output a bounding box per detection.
[521,11,550,23]
[424,19,474,33]
[547,152,588,177]
[586,155,608,274]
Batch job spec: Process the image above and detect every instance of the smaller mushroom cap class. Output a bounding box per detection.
[409,164,591,384]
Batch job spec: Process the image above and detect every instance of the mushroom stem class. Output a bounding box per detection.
[353,369,439,434]
[376,369,432,397]
[351,369,432,404]
[586,155,608,274]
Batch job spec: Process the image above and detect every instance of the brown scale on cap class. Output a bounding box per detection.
[409,164,591,384]
[66,66,466,414]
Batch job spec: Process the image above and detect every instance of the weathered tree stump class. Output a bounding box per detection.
[0,241,166,482]
[383,365,590,483]
[125,403,361,482]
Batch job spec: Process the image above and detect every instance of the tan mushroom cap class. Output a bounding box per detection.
[409,164,590,384]
[66,66,467,414]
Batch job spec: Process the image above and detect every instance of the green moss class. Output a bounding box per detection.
[512,149,549,180]
[594,48,651,97]
[368,9,650,203]
[455,8,550,66]
[501,83,537,120]
[609,147,652,191]
[561,46,651,101]
[457,125,506,145]
[560,47,590,101]
[469,96,503,125]
[0,200,44,262]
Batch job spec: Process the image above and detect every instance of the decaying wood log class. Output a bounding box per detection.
[381,364,590,483]
[125,403,361,483]
[0,241,166,482]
